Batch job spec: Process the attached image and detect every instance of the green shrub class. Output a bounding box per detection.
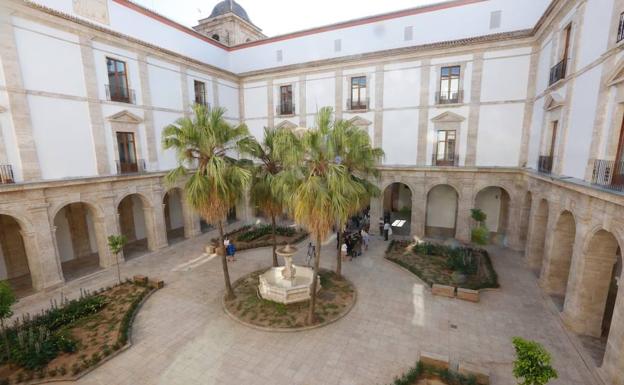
[512,337,558,385]
[470,208,487,224]
[471,226,489,245]
[236,224,296,242]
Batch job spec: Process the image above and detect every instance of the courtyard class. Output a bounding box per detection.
[9,227,598,385]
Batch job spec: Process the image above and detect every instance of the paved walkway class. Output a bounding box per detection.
[12,229,598,385]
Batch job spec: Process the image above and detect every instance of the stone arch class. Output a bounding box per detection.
[541,210,576,301]
[0,213,34,297]
[163,188,186,244]
[474,186,511,245]
[382,182,412,236]
[527,198,549,272]
[425,184,459,239]
[53,201,106,282]
[117,193,154,259]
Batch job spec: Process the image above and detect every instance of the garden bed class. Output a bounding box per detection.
[388,361,481,385]
[212,224,308,251]
[385,241,498,290]
[224,269,355,331]
[0,280,159,384]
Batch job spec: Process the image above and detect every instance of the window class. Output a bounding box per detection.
[618,12,624,43]
[489,10,502,29]
[349,76,367,110]
[549,26,571,85]
[435,130,456,166]
[334,39,342,52]
[116,132,138,173]
[562,24,572,61]
[404,26,413,41]
[212,34,220,41]
[194,80,207,107]
[279,85,293,115]
[276,50,283,62]
[438,66,461,104]
[106,57,130,103]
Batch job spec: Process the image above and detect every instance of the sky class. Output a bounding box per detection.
[132,0,447,37]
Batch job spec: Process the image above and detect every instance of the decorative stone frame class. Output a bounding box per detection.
[432,61,469,106]
[539,94,564,157]
[275,120,297,130]
[430,111,465,165]
[345,72,371,112]
[274,81,297,118]
[104,54,135,104]
[107,110,145,170]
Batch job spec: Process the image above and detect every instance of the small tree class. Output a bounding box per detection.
[512,337,558,385]
[107,235,128,284]
[0,281,16,362]
[470,208,489,245]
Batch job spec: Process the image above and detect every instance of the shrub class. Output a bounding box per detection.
[470,208,487,224]
[471,226,489,245]
[512,337,558,385]
[236,224,296,242]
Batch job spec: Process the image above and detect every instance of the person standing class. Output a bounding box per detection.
[383,222,391,241]
[226,242,236,262]
[306,242,315,266]
[361,229,370,251]
[378,217,384,237]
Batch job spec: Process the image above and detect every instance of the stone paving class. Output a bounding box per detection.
[11,227,599,385]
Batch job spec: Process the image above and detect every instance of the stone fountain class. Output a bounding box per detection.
[258,244,320,304]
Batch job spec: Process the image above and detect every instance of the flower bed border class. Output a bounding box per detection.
[211,225,309,252]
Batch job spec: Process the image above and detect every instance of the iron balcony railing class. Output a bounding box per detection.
[618,13,624,43]
[538,155,554,174]
[276,102,295,116]
[591,159,624,192]
[0,164,15,184]
[115,159,146,175]
[436,90,464,105]
[432,152,459,166]
[346,97,369,111]
[105,84,136,104]
[549,59,567,86]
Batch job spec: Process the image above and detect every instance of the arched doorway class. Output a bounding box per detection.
[383,183,412,236]
[118,194,151,260]
[0,214,33,297]
[541,210,576,308]
[527,199,549,273]
[474,186,511,245]
[54,203,101,282]
[425,184,458,239]
[519,191,532,247]
[163,189,185,244]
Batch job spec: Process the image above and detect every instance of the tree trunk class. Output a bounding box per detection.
[115,252,122,284]
[335,222,343,278]
[271,213,278,267]
[307,233,322,325]
[218,220,235,300]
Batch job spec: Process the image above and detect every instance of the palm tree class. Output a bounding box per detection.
[241,126,300,267]
[330,119,384,277]
[276,107,365,324]
[162,105,251,300]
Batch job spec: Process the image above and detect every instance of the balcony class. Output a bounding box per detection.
[538,155,554,174]
[591,159,624,192]
[618,13,624,43]
[432,152,459,166]
[0,164,15,184]
[194,99,211,109]
[116,159,146,175]
[276,102,295,116]
[346,97,369,111]
[105,84,136,104]
[436,90,463,105]
[549,59,567,86]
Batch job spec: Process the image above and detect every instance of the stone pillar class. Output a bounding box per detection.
[298,75,307,127]
[539,209,575,296]
[182,196,201,238]
[211,76,220,107]
[416,60,431,166]
[464,53,484,166]
[411,179,426,239]
[525,197,548,269]
[267,78,274,128]
[137,53,158,169]
[238,80,245,124]
[180,66,191,118]
[0,11,41,181]
[79,35,110,175]
[26,205,64,290]
[373,64,384,149]
[369,190,383,236]
[506,195,524,251]
[144,204,168,251]
[518,45,539,167]
[65,203,92,258]
[335,69,343,120]
[600,278,624,385]
[455,187,474,243]
[95,194,121,267]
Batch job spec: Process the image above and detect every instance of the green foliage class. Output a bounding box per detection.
[0,282,16,321]
[107,235,127,255]
[512,337,558,385]
[118,287,150,346]
[237,224,295,242]
[470,208,487,224]
[471,226,490,245]
[389,361,477,385]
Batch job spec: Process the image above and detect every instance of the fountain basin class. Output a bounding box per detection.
[259,265,320,304]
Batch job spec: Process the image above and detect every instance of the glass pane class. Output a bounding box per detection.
[440,79,449,96]
[451,66,460,75]
[359,87,367,100]
[441,67,449,77]
[437,131,445,141]
[448,131,456,140]
[437,142,446,158]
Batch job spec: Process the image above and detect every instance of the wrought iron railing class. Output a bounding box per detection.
[549,59,567,86]
[116,159,146,174]
[276,102,295,116]
[432,152,459,166]
[591,159,624,192]
[0,164,15,184]
[346,97,369,111]
[618,13,624,43]
[436,90,464,105]
[538,155,554,174]
[105,84,136,104]
[194,98,210,109]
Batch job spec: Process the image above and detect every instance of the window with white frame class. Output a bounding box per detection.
[438,66,461,104]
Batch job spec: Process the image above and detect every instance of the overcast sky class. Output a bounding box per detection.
[133,0,447,37]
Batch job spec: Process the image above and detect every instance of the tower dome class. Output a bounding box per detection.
[209,0,251,23]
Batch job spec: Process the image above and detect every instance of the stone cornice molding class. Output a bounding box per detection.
[544,93,564,111]
[349,116,372,127]
[107,110,143,124]
[607,60,624,87]
[431,111,466,123]
[275,120,297,130]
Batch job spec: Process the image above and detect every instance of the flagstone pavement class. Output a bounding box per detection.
[12,226,599,385]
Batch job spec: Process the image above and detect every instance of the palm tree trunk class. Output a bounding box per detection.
[271,213,278,267]
[307,233,322,325]
[335,222,342,278]
[218,220,235,300]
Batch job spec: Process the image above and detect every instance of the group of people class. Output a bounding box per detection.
[338,210,372,261]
